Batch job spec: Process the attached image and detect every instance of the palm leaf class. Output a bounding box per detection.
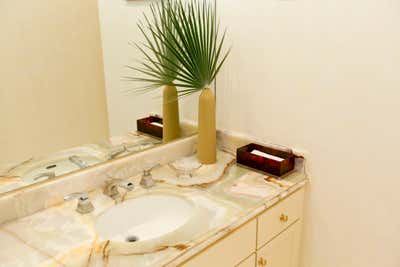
[126,0,180,86]
[127,0,230,97]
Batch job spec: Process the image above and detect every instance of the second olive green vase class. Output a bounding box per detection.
[162,85,180,143]
[197,88,217,164]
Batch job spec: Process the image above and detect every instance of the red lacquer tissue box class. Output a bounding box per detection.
[236,143,295,177]
[136,116,163,139]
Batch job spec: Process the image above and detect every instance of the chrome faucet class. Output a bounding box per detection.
[33,171,55,181]
[103,178,134,200]
[140,164,159,189]
[68,156,88,169]
[64,192,94,214]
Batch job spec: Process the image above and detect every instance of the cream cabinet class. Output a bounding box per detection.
[181,219,256,267]
[256,221,301,267]
[257,189,304,248]
[180,188,304,267]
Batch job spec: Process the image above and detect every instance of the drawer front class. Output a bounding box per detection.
[237,253,256,267]
[256,221,301,267]
[257,188,304,248]
[181,219,257,267]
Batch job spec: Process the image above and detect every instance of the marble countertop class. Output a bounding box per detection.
[0,132,161,195]
[0,150,307,267]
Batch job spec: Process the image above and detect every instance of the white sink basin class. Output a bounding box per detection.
[95,194,195,243]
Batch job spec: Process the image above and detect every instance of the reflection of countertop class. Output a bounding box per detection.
[0,150,306,267]
[0,132,160,195]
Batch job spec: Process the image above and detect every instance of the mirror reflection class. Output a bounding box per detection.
[0,1,198,195]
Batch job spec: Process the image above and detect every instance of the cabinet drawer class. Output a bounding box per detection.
[256,221,301,267]
[237,253,256,267]
[257,188,304,248]
[181,219,256,267]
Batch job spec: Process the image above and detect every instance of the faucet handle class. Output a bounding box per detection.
[107,145,127,160]
[140,164,159,189]
[64,192,94,214]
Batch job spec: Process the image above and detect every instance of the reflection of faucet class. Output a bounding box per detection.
[1,158,34,176]
[32,172,55,181]
[103,178,134,200]
[64,192,94,214]
[107,146,127,160]
[68,156,88,169]
[125,142,154,152]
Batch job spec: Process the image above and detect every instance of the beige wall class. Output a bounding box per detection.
[98,0,162,136]
[0,0,109,163]
[217,1,400,267]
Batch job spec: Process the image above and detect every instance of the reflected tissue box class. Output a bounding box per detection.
[236,143,295,177]
[136,116,163,139]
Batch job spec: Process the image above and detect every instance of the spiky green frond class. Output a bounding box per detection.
[126,0,180,92]
[128,0,230,97]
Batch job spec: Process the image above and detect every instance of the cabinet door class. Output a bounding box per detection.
[256,221,301,267]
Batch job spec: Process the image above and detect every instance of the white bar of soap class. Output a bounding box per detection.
[150,122,163,128]
[250,149,285,162]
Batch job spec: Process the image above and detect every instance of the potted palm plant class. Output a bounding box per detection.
[132,0,230,164]
[128,0,181,142]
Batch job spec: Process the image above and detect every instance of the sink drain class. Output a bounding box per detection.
[125,235,139,243]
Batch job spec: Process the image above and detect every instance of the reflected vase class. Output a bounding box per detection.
[162,85,181,143]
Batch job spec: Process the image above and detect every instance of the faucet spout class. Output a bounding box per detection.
[32,172,55,181]
[103,178,134,200]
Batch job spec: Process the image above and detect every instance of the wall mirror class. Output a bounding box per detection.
[0,1,199,195]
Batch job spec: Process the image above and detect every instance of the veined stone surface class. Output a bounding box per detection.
[0,132,307,267]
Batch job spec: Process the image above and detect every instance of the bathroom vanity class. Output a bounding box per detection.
[182,188,304,267]
[0,133,307,267]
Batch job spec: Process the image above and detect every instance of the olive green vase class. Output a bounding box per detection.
[197,88,216,164]
[162,85,181,143]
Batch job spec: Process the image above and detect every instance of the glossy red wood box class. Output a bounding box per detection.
[236,143,295,177]
[136,116,163,139]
